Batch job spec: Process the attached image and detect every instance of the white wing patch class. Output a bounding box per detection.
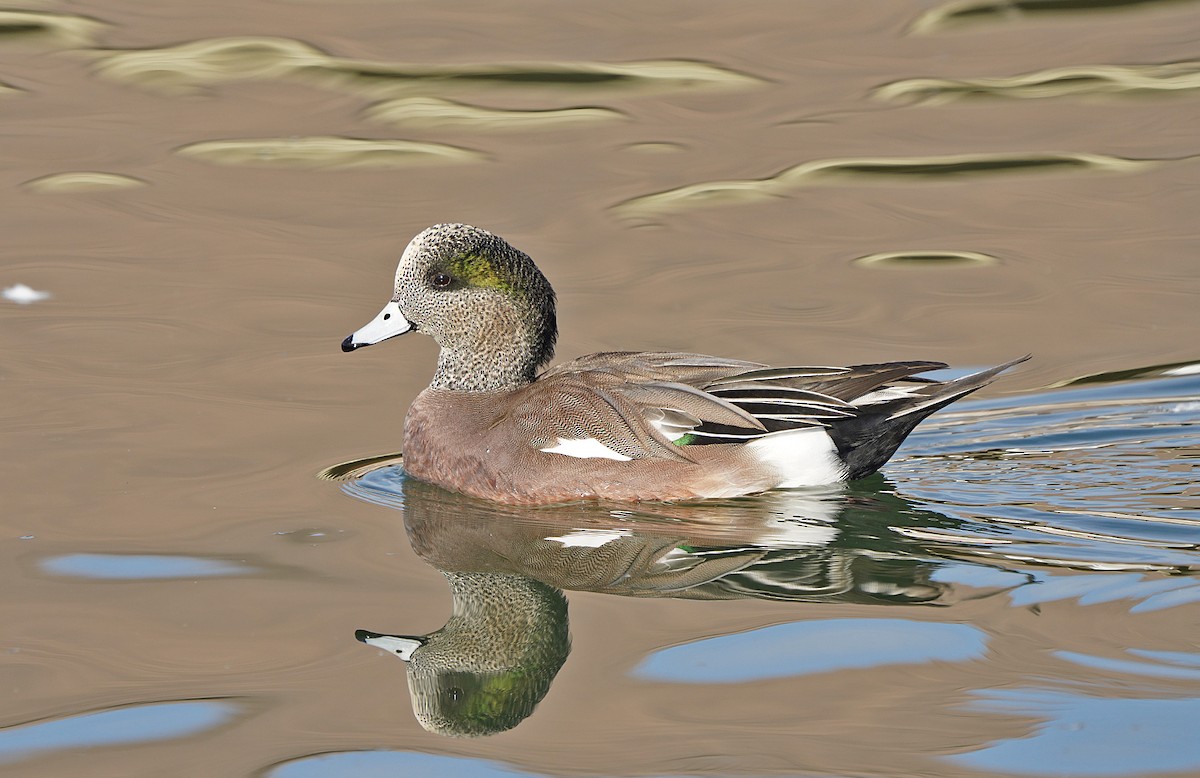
[539,437,633,461]
[546,529,632,548]
[746,428,848,487]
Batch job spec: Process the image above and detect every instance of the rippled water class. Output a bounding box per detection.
[3,0,1199,775]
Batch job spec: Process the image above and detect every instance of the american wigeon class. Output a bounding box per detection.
[342,223,1027,504]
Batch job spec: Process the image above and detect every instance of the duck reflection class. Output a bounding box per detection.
[356,572,568,738]
[348,468,980,736]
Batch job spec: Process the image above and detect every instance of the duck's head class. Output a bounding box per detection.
[342,223,557,391]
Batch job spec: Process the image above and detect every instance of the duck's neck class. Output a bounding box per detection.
[430,346,539,392]
[428,299,556,392]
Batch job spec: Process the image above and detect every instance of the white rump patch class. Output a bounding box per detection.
[757,486,846,528]
[539,437,632,461]
[746,428,848,487]
[758,517,839,548]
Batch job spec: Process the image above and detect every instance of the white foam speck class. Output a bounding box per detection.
[4,284,52,304]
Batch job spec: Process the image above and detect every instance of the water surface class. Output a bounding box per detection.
[2,0,1198,776]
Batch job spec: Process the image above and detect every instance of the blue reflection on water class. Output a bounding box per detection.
[1129,648,1200,667]
[892,371,1200,573]
[931,562,1032,589]
[1130,584,1200,613]
[268,750,533,778]
[946,690,1200,777]
[633,618,987,683]
[40,553,255,579]
[1008,573,1198,609]
[0,700,238,764]
[1056,650,1200,681]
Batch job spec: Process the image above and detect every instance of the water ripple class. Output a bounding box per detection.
[875,61,1200,104]
[0,10,104,48]
[911,0,1200,34]
[175,137,484,170]
[613,152,1181,218]
[363,97,626,131]
[890,370,1200,572]
[89,36,761,98]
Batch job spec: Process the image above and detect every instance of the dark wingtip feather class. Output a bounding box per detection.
[930,353,1031,398]
[887,354,1030,421]
[831,355,1030,479]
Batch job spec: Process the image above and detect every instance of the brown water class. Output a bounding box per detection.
[3,1,1200,776]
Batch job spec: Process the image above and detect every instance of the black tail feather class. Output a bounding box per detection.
[828,355,1029,479]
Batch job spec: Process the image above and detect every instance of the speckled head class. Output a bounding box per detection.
[342,224,558,392]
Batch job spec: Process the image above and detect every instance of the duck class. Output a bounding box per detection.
[342,223,1027,505]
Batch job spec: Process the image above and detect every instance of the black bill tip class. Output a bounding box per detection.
[341,335,361,353]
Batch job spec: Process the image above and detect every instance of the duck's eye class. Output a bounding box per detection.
[431,272,453,288]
